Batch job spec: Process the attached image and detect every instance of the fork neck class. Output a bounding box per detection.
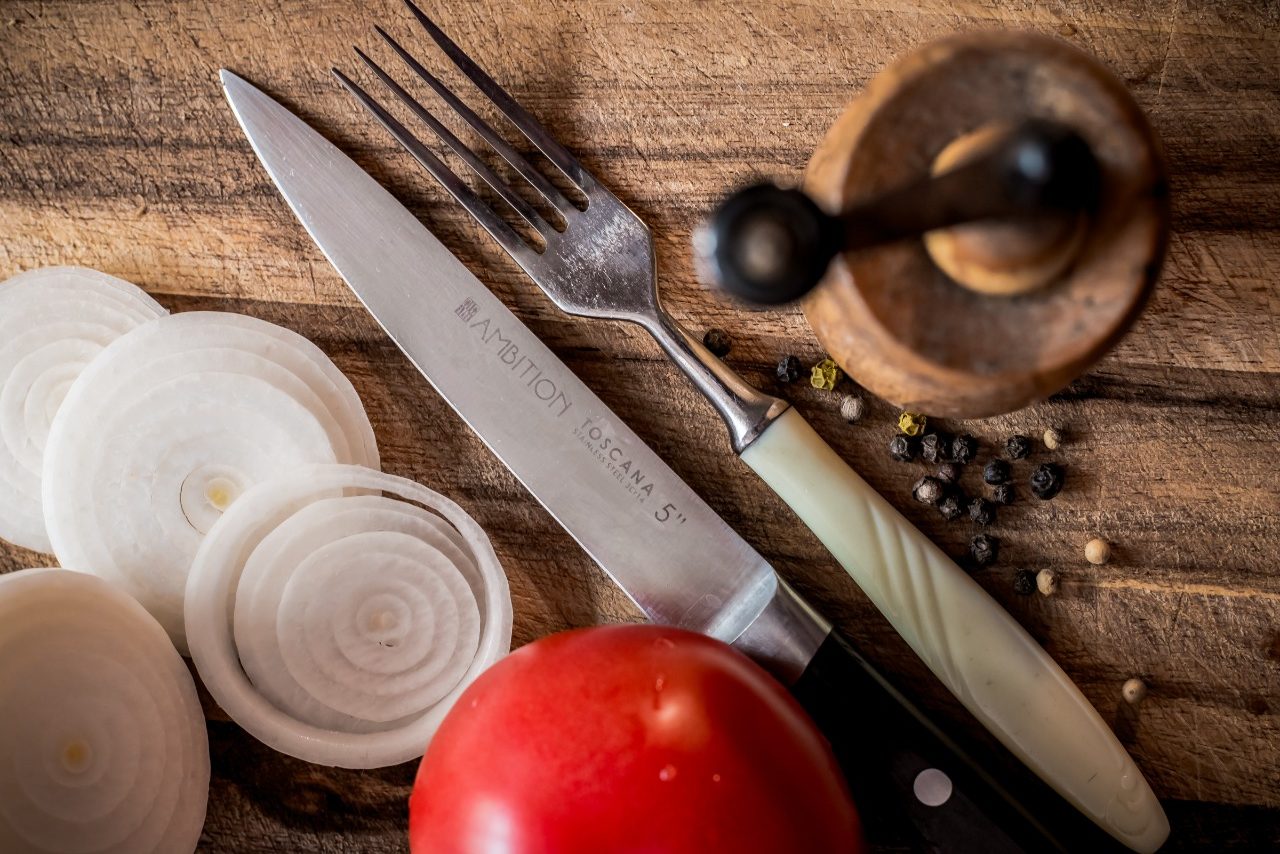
[637,308,791,454]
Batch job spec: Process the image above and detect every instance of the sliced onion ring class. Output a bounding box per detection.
[185,464,512,768]
[42,311,379,654]
[0,568,209,853]
[0,267,167,553]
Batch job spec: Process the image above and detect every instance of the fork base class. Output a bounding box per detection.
[639,307,791,454]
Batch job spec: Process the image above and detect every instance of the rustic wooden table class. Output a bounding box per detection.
[1,0,1277,850]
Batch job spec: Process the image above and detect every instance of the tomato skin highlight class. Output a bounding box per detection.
[409,625,864,854]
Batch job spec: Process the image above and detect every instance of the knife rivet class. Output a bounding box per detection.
[912,768,953,807]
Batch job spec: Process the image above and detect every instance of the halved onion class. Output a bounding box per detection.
[185,464,512,768]
[43,311,379,654]
[0,568,209,853]
[0,267,167,553]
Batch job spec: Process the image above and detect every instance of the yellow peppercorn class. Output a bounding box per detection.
[810,358,842,391]
[896,411,927,437]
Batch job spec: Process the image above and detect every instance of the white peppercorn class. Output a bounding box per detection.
[839,394,866,423]
[1122,678,1148,704]
[1085,538,1111,565]
[1036,569,1058,596]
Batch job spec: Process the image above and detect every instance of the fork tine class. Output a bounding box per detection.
[399,0,595,196]
[332,67,541,268]
[374,25,578,220]
[354,45,551,238]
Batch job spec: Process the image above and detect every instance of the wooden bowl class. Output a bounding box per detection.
[803,32,1168,418]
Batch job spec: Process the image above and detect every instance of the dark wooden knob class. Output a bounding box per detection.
[803,31,1169,418]
[702,120,1101,306]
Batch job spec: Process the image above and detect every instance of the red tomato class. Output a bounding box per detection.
[410,625,863,853]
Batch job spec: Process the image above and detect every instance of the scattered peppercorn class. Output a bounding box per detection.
[968,497,996,526]
[1030,462,1065,500]
[839,393,866,423]
[1043,427,1064,450]
[935,463,961,484]
[889,435,918,462]
[702,328,732,357]
[1122,678,1147,704]
[950,433,977,464]
[776,355,802,384]
[969,533,999,567]
[811,358,841,391]
[983,459,1011,485]
[897,411,927,437]
[937,494,964,521]
[1036,568,1058,596]
[912,476,944,506]
[1005,435,1032,460]
[920,431,951,464]
[1085,538,1111,565]
[1013,569,1036,596]
[990,482,1015,505]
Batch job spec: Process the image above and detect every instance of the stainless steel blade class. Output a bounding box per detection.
[221,70,778,642]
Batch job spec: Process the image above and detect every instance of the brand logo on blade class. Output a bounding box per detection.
[572,421,687,528]
[573,418,656,501]
[457,298,687,530]
[458,298,572,418]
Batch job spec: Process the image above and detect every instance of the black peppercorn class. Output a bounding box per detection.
[968,497,996,526]
[912,476,944,506]
[775,355,802,384]
[983,459,1011,485]
[950,433,977,464]
[1005,435,1032,460]
[889,435,918,463]
[969,533,999,567]
[1030,462,1065,500]
[703,328,732,357]
[936,463,961,484]
[920,431,952,464]
[1013,569,1036,596]
[991,483,1015,505]
[937,494,964,521]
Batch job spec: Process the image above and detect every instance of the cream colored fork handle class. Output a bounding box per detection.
[741,408,1169,854]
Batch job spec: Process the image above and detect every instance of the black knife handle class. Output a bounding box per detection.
[792,629,1124,852]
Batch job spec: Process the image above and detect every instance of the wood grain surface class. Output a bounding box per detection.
[1,0,1277,851]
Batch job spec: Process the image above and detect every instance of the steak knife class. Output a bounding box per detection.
[223,70,1166,852]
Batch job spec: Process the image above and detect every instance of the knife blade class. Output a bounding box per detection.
[222,69,1149,852]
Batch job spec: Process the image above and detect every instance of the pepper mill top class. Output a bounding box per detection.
[802,31,1168,418]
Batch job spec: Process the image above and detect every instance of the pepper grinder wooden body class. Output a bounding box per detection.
[803,32,1169,418]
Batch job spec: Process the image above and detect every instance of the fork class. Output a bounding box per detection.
[331,3,1167,849]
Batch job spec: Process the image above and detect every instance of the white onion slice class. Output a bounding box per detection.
[0,568,209,853]
[0,267,167,553]
[186,464,512,768]
[43,311,379,654]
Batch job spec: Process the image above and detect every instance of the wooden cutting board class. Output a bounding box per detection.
[1,0,1277,850]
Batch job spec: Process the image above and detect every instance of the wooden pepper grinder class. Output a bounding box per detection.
[702,32,1169,418]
